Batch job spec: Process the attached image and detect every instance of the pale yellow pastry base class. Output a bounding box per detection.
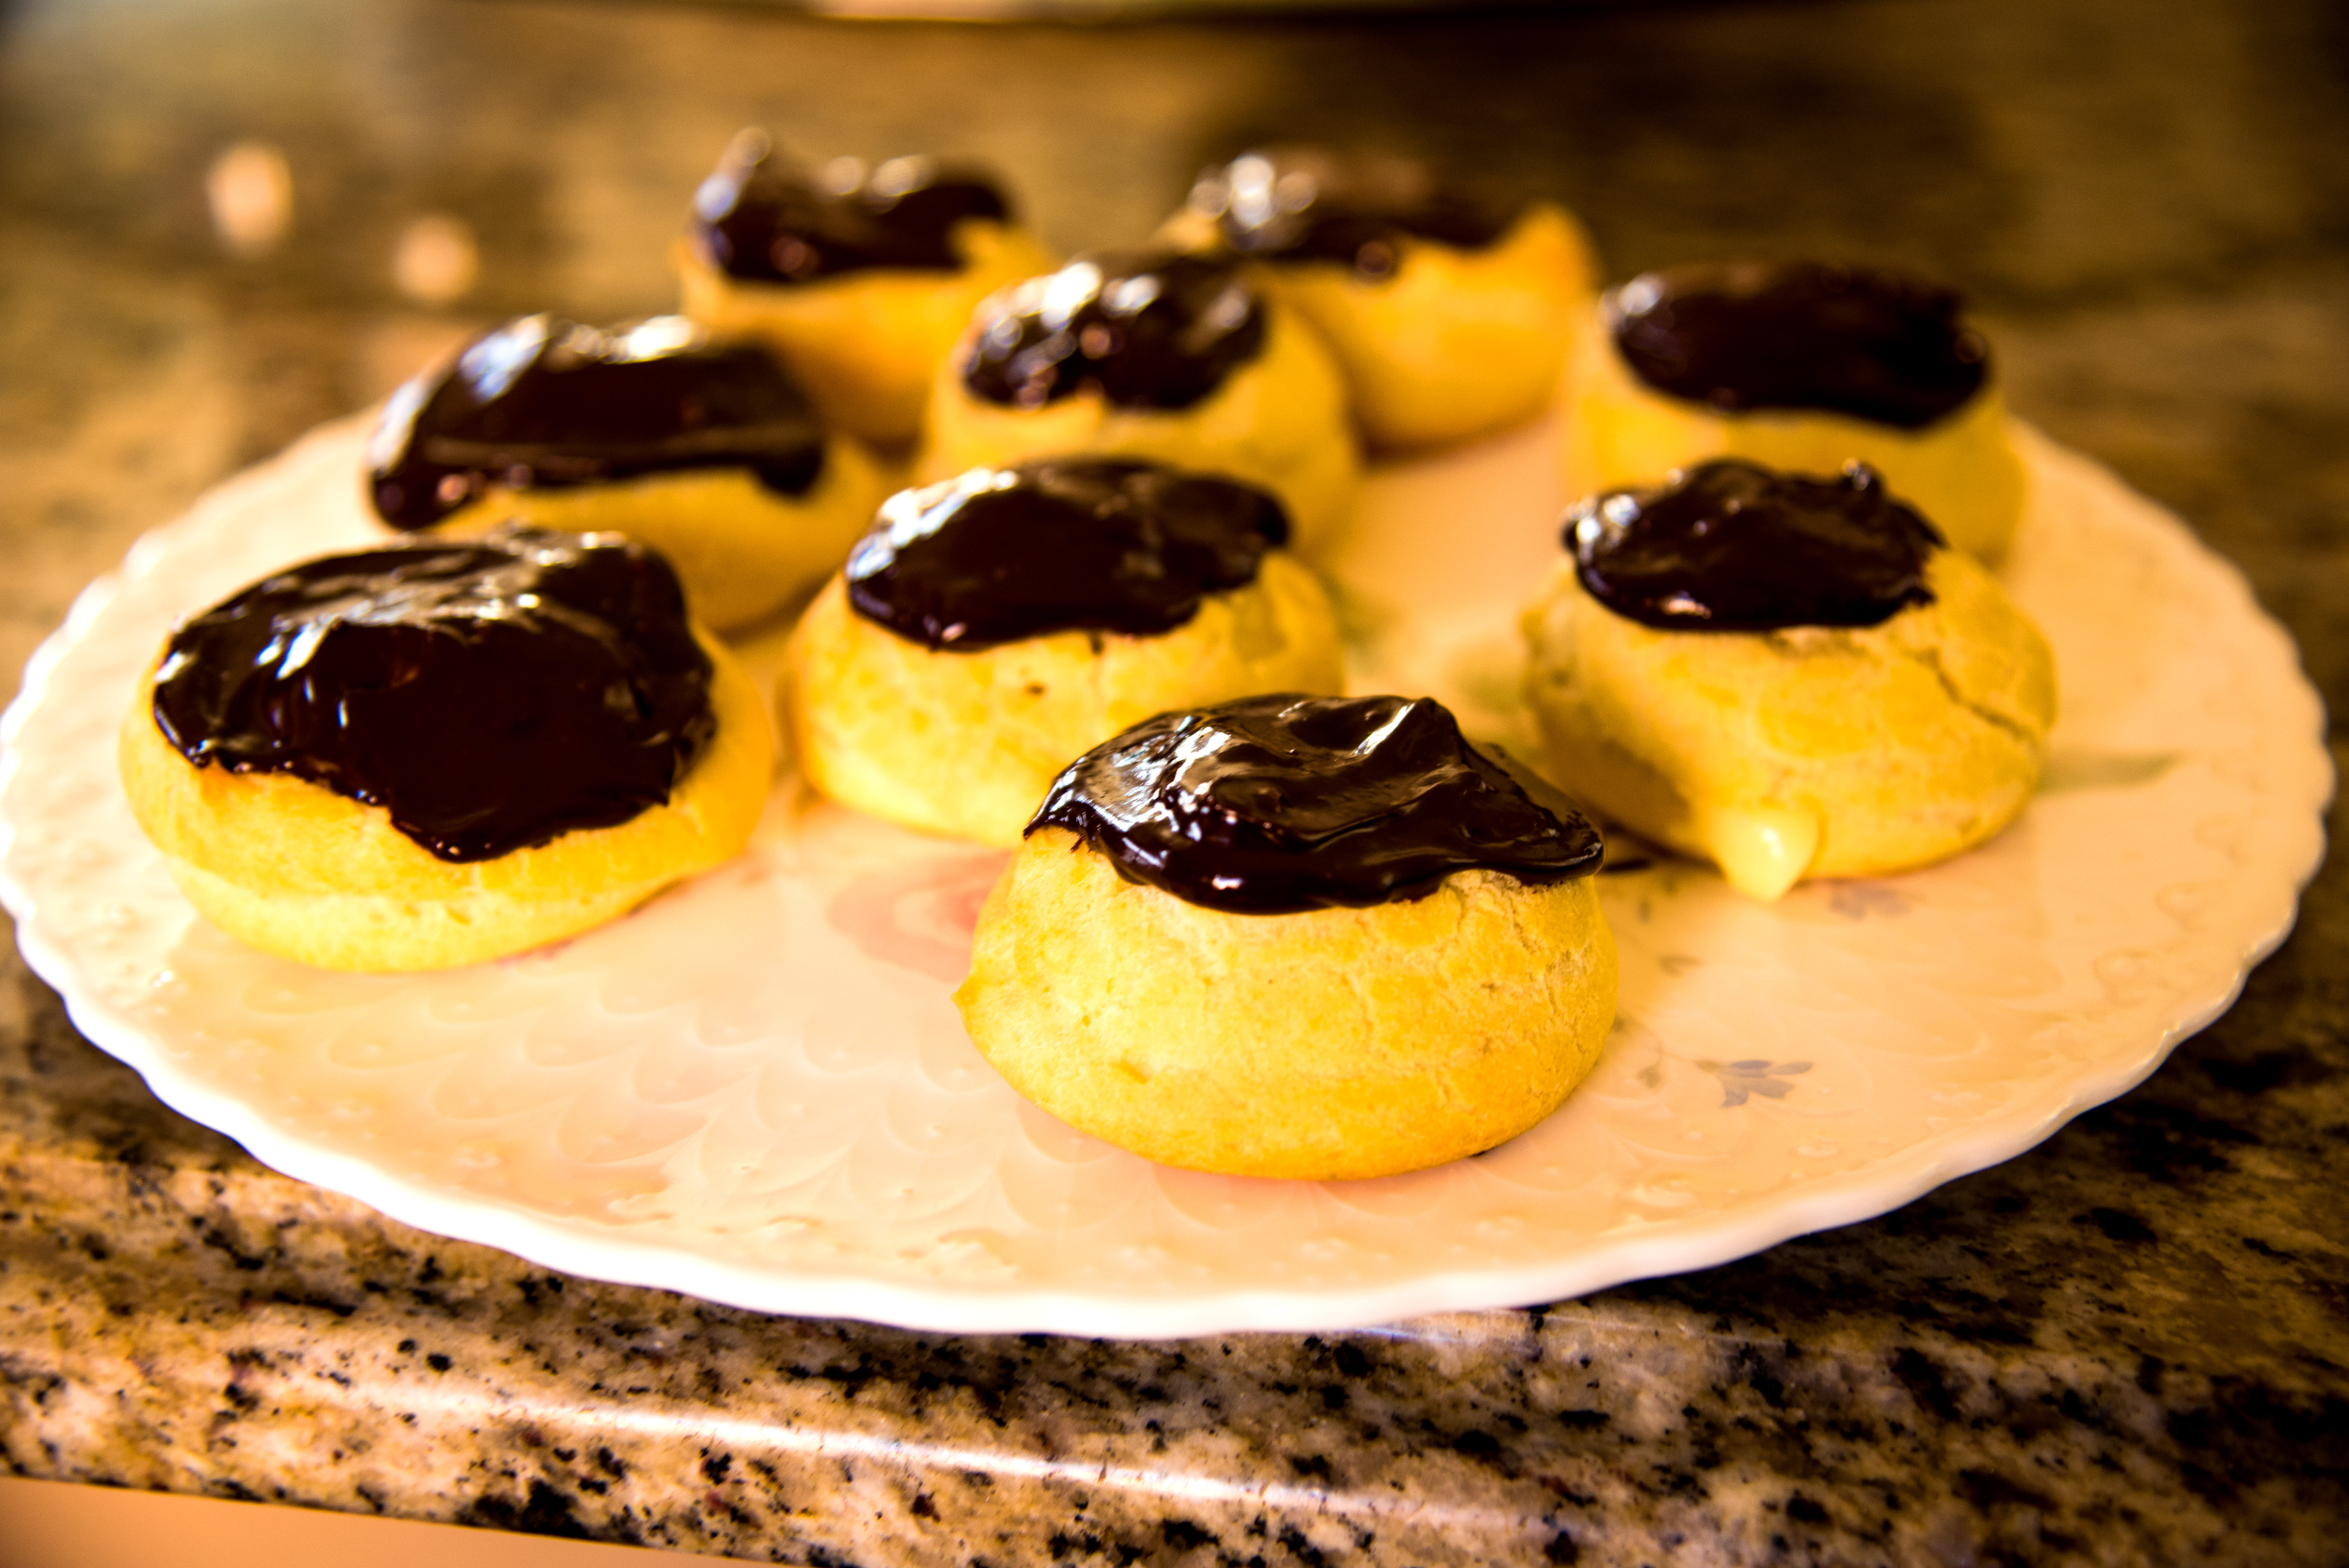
[1246,203,1598,454]
[917,298,1360,558]
[783,556,1344,848]
[119,631,777,971]
[1558,319,2029,563]
[1522,548,2056,901]
[676,224,1057,449]
[426,448,886,632]
[957,831,1617,1181]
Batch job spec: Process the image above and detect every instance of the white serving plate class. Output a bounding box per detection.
[0,413,2328,1336]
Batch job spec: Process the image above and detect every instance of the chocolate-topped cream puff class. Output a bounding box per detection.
[369,313,886,630]
[1170,147,1599,452]
[119,526,775,971]
[1561,261,2028,561]
[784,457,1344,846]
[920,251,1358,556]
[956,693,1615,1180]
[676,131,1055,447]
[1522,459,2055,901]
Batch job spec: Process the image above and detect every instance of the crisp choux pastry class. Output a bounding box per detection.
[1522,459,2056,901]
[1560,260,2028,561]
[784,458,1344,847]
[675,130,1055,448]
[956,693,1615,1180]
[1171,147,1599,452]
[122,526,775,972]
[918,251,1359,556]
[368,313,886,630]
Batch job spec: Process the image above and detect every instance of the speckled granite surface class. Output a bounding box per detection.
[3,0,2346,1562]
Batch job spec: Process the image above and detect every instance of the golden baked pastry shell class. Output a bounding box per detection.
[918,297,1360,558]
[1559,315,2028,563]
[1522,548,2057,899]
[426,446,887,632]
[676,223,1058,449]
[119,628,776,971]
[957,831,1618,1181]
[783,556,1345,848]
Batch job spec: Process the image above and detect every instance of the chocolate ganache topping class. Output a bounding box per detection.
[151,526,716,863]
[1028,693,1602,915]
[1190,147,1524,280]
[1570,458,1943,633]
[1607,261,1991,429]
[846,458,1288,651]
[962,253,1266,411]
[369,314,826,529]
[692,130,1010,284]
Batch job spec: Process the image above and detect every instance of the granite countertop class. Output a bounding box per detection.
[3,0,2345,1561]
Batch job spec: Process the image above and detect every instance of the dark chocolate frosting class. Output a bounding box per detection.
[1568,458,1943,632]
[368,314,826,528]
[845,458,1288,652]
[1028,693,1602,914]
[151,526,717,864]
[1191,147,1524,280]
[961,253,1266,411]
[691,130,1009,284]
[1606,261,1991,429]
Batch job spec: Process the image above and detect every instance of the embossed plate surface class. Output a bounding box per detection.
[0,415,2329,1335]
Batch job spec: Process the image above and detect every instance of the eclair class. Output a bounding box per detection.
[121,526,774,971]
[1522,459,2056,900]
[957,693,1616,1180]
[369,313,885,630]
[784,457,1344,846]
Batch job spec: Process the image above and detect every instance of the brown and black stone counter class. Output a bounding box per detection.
[4,0,2346,1562]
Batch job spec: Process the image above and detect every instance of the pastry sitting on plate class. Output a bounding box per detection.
[1522,458,2056,902]
[368,313,886,630]
[957,693,1615,1180]
[1559,260,2028,561]
[1169,146,1599,453]
[785,457,1343,847]
[919,250,1358,556]
[119,526,775,972]
[676,130,1056,449]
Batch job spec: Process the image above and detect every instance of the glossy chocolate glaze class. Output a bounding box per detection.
[369,315,826,528]
[1191,147,1524,279]
[845,458,1287,651]
[961,253,1266,411]
[1569,458,1943,632]
[1607,261,1990,429]
[1030,693,1602,914]
[692,132,1009,284]
[151,526,716,863]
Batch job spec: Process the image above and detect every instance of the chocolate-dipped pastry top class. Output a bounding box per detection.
[1606,260,1991,429]
[1029,694,1602,914]
[961,253,1267,412]
[692,132,1011,285]
[845,458,1288,651]
[151,526,716,864]
[369,314,826,529]
[1569,458,1943,633]
[1189,147,1526,280]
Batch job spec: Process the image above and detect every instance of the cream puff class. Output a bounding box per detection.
[784,457,1344,846]
[1522,459,2056,901]
[676,131,1055,448]
[919,251,1358,556]
[1173,146,1599,452]
[956,693,1615,1180]
[368,313,886,630]
[1560,261,2028,561]
[121,526,775,971]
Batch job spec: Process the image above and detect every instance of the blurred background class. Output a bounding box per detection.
[2,0,2344,1560]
